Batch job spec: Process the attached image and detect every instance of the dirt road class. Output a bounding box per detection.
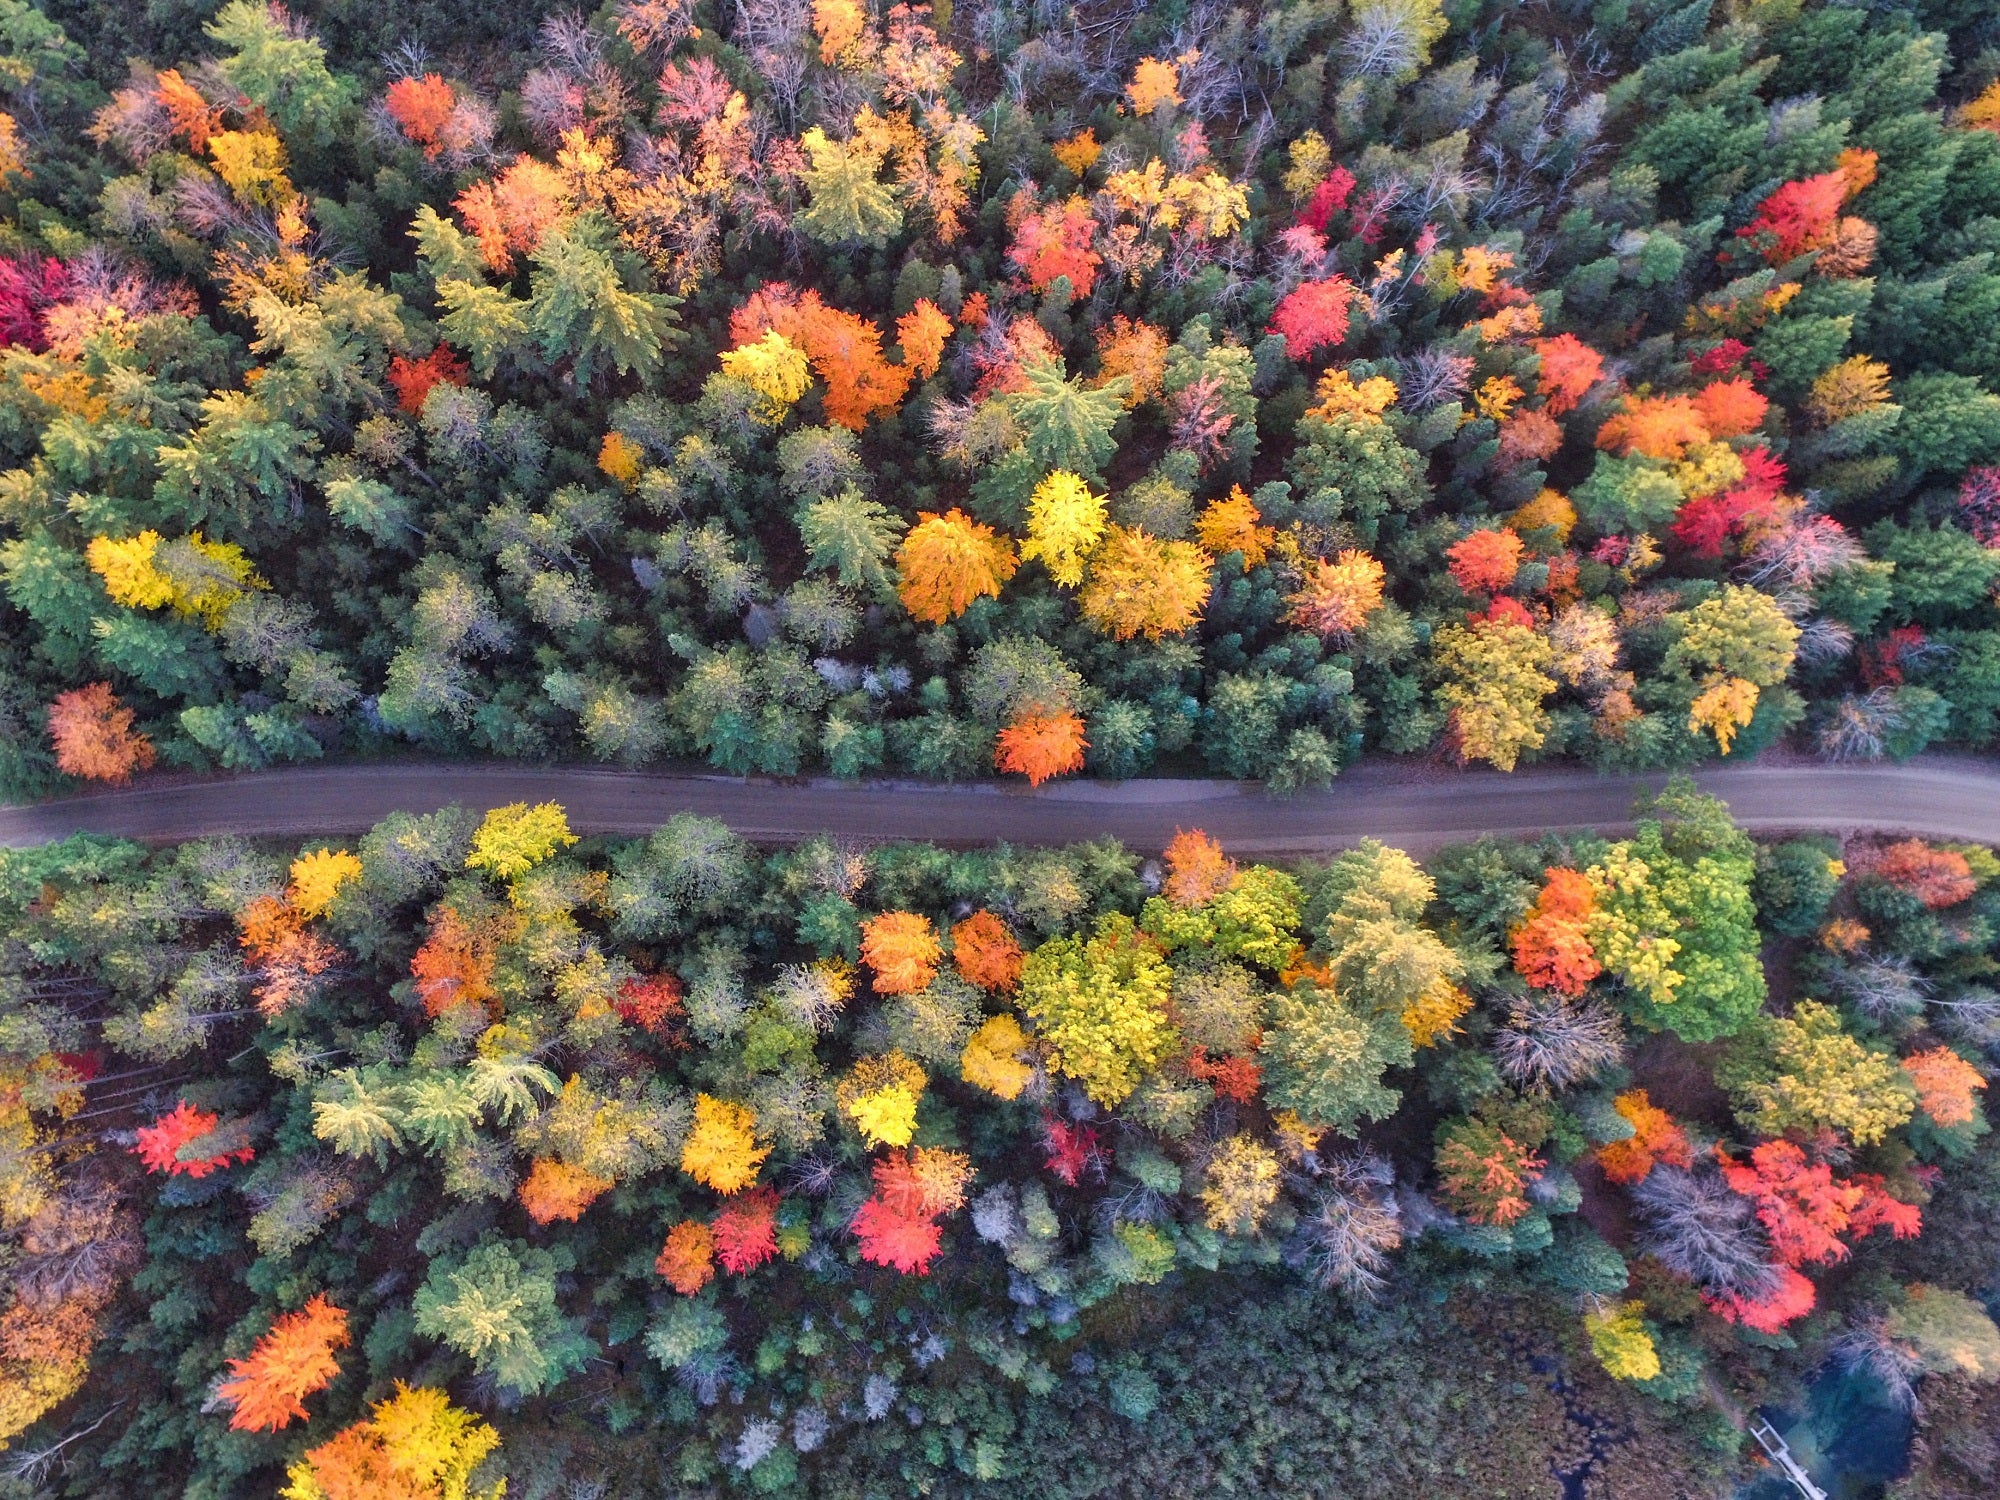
[3,755,1996,853]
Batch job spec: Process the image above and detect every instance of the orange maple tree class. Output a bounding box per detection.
[1510,867,1601,996]
[895,508,1018,624]
[1595,393,1710,461]
[455,157,570,272]
[154,69,220,151]
[1594,1089,1691,1185]
[1435,1119,1545,1227]
[1876,840,1977,910]
[655,1220,715,1295]
[1164,827,1236,907]
[215,1294,350,1432]
[1446,528,1524,594]
[384,74,458,158]
[860,911,942,994]
[1187,1046,1261,1103]
[1902,1047,1987,1127]
[1691,377,1769,440]
[994,709,1088,785]
[409,904,502,1017]
[896,299,953,380]
[1285,551,1385,640]
[950,910,1024,992]
[47,683,155,783]
[518,1158,614,1224]
[1530,333,1604,415]
[870,1146,974,1218]
[731,283,913,429]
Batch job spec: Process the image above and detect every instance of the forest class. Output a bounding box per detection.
[3,0,2000,1495]
[0,0,1998,795]
[0,781,1997,1495]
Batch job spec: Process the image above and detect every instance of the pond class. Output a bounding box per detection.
[1738,1364,1913,1500]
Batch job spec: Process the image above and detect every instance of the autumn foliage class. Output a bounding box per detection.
[384,74,458,158]
[1267,277,1354,359]
[1876,840,1977,909]
[950,910,1024,992]
[895,508,1018,624]
[133,1100,254,1178]
[1510,868,1602,996]
[47,683,155,783]
[1435,1119,1545,1226]
[1530,333,1604,415]
[615,972,685,1037]
[1903,1047,1987,1128]
[995,709,1088,785]
[731,284,913,430]
[518,1158,614,1224]
[386,345,469,415]
[1164,827,1236,907]
[409,904,502,1017]
[1447,528,1524,595]
[860,910,942,994]
[1285,551,1385,640]
[215,1294,349,1432]
[711,1186,780,1274]
[655,1220,715,1295]
[1595,1089,1692,1185]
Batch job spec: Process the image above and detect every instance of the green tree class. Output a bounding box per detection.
[797,127,904,247]
[527,216,683,387]
[412,1238,594,1396]
[799,487,904,598]
[207,0,354,142]
[1259,981,1412,1133]
[1018,913,1177,1107]
[1008,358,1126,479]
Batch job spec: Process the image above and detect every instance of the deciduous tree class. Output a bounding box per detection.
[47,683,154,783]
[216,1295,349,1432]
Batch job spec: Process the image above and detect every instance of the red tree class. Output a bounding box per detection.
[1267,277,1354,359]
[1041,1114,1108,1186]
[386,346,468,416]
[711,1186,780,1274]
[133,1101,254,1178]
[851,1194,944,1274]
[615,972,686,1039]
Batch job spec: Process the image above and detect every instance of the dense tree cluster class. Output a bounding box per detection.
[0,0,1994,798]
[0,780,1995,1492]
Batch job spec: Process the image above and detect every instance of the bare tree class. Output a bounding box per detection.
[1286,1151,1403,1299]
[1631,1164,1778,1299]
[1492,994,1625,1092]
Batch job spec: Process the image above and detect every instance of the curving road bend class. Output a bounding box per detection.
[2,755,1998,855]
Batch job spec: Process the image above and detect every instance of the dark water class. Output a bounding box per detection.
[1739,1365,1914,1500]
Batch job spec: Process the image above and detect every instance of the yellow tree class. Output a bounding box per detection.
[288,849,362,919]
[1021,470,1107,587]
[680,1094,769,1193]
[1433,619,1557,770]
[465,803,577,881]
[1079,525,1212,639]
